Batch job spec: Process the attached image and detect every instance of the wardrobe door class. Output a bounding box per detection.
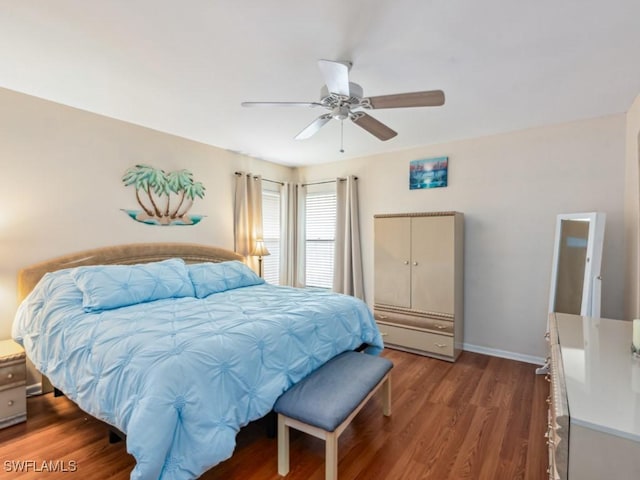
[411,215,455,314]
[374,217,411,308]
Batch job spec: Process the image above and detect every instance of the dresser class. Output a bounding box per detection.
[373,212,464,361]
[547,313,640,479]
[0,339,27,429]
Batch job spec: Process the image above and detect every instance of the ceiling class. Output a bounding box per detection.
[2,1,640,167]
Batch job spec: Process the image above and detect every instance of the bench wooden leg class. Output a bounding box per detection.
[277,414,290,476]
[325,431,338,480]
[382,376,391,416]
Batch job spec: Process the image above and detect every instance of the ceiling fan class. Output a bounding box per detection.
[241,59,445,144]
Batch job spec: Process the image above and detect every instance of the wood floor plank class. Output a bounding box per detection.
[0,350,548,479]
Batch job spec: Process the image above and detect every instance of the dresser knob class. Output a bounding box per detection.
[413,261,418,266]
[435,324,446,330]
[7,373,13,379]
[7,400,14,407]
[434,343,447,348]
[403,261,409,265]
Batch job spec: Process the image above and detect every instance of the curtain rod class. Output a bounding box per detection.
[234,171,284,186]
[234,171,358,187]
[301,176,358,187]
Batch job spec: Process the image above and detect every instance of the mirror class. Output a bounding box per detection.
[548,212,606,317]
[536,212,606,375]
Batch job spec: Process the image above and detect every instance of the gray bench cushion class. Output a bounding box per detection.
[274,351,393,432]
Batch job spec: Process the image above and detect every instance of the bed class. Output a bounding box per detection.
[12,243,384,480]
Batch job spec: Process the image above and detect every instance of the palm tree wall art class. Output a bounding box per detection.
[122,164,206,225]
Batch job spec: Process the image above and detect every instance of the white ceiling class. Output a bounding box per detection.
[2,1,639,167]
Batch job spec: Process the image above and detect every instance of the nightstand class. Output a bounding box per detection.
[0,339,26,428]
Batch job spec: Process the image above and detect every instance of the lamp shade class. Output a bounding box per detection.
[252,239,270,257]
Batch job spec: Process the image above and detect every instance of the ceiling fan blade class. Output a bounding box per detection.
[295,114,333,140]
[318,59,351,96]
[366,90,445,109]
[241,101,323,108]
[351,112,397,141]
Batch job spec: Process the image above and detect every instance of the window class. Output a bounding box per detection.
[261,187,281,285]
[305,188,336,288]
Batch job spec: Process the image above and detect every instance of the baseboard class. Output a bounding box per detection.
[463,343,545,366]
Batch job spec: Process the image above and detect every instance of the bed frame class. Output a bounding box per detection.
[17,243,243,394]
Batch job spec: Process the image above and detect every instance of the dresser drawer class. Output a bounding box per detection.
[0,361,26,389]
[377,321,454,357]
[374,309,453,334]
[547,411,555,479]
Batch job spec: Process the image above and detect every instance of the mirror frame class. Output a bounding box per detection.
[548,212,606,317]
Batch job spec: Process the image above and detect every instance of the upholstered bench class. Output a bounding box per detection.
[274,351,393,480]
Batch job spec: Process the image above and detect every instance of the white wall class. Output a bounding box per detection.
[0,87,293,338]
[625,95,640,319]
[299,115,626,361]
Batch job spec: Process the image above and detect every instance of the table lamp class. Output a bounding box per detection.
[252,239,270,278]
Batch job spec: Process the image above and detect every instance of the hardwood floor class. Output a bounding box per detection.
[0,350,548,479]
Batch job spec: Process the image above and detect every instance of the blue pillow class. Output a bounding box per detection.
[188,261,264,298]
[71,258,195,312]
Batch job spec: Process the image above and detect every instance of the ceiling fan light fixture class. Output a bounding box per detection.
[333,106,350,120]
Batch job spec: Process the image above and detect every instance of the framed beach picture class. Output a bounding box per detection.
[409,156,448,190]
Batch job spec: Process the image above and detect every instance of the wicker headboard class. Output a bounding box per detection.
[17,243,243,303]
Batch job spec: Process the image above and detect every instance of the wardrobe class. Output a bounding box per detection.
[373,211,464,361]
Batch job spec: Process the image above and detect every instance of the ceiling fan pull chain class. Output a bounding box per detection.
[340,120,345,153]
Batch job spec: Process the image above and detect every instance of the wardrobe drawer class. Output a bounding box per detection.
[374,309,453,334]
[377,321,454,357]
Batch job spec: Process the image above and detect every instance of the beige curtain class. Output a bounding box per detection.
[333,176,364,299]
[234,172,263,271]
[280,182,306,287]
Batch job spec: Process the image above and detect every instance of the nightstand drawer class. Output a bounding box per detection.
[0,362,26,388]
[0,387,26,420]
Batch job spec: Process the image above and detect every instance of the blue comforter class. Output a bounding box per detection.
[12,268,383,479]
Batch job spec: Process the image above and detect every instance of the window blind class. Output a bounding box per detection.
[262,189,281,285]
[305,190,336,288]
